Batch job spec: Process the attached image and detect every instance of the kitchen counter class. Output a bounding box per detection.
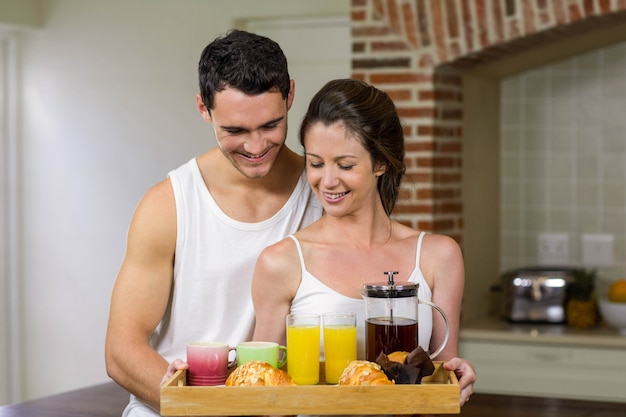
[459,315,626,403]
[461,315,626,348]
[1,381,624,417]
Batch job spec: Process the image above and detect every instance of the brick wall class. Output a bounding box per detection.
[351,0,626,245]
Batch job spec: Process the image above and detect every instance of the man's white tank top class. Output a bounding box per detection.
[125,158,323,416]
[152,157,323,363]
[288,231,433,360]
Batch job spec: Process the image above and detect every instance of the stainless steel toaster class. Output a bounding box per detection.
[500,266,576,323]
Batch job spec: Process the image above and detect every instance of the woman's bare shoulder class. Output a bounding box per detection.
[256,236,301,277]
[422,232,462,253]
[420,232,464,283]
[253,236,302,299]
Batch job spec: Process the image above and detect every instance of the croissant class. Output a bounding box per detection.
[337,360,394,385]
[225,360,296,386]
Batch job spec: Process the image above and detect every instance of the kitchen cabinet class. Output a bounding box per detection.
[459,317,626,403]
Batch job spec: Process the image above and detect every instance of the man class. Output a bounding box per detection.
[105,30,323,416]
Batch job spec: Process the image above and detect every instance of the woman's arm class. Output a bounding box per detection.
[251,238,302,345]
[424,233,464,360]
[423,233,476,405]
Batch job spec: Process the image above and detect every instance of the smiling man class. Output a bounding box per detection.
[104,30,323,417]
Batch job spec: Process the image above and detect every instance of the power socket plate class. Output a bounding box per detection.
[537,233,570,265]
[581,234,614,267]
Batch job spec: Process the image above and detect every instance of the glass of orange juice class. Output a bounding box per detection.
[322,312,357,384]
[286,313,320,385]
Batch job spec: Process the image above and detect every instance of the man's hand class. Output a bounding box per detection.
[160,358,189,387]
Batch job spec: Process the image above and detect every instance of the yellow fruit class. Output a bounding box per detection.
[608,279,626,303]
[566,299,598,328]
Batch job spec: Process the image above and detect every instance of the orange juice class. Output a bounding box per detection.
[287,324,320,385]
[323,325,357,384]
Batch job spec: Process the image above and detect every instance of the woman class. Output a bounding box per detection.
[251,79,475,404]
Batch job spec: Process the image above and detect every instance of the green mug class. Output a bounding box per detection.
[236,341,287,368]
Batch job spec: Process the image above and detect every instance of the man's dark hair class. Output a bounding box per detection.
[198,29,291,111]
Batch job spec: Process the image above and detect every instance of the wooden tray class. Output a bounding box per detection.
[161,361,460,415]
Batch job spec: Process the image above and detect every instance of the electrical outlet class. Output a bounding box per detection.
[537,233,570,265]
[582,234,614,267]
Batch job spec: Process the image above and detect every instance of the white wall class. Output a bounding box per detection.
[6,0,349,403]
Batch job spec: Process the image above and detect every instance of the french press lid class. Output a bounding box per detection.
[362,271,419,298]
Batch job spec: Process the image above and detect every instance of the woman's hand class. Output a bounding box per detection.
[443,357,476,405]
[160,358,189,387]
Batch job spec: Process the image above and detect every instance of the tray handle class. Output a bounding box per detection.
[162,369,187,388]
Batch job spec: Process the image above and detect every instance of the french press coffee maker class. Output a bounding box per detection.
[360,271,449,361]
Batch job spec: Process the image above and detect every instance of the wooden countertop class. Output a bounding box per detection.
[1,381,624,417]
[462,393,624,416]
[0,382,128,417]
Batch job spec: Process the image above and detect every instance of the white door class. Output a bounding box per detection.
[243,16,351,154]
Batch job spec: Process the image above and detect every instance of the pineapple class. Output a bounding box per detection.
[566,268,598,328]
